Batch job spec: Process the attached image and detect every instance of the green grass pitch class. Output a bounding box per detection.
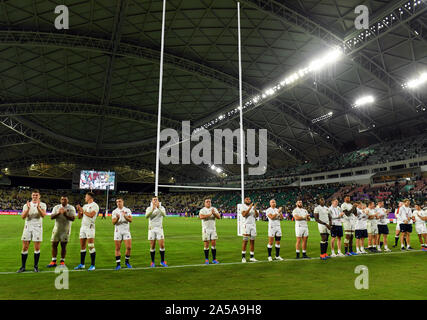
[0,215,425,300]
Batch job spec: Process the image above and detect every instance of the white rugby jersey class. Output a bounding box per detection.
[413,210,426,225]
[52,204,76,231]
[241,203,257,225]
[397,206,412,224]
[266,207,281,228]
[199,206,218,231]
[341,202,355,223]
[376,207,388,225]
[23,202,47,226]
[81,202,99,227]
[367,208,378,227]
[355,208,368,230]
[112,206,132,232]
[145,205,166,229]
[329,206,342,226]
[314,205,329,225]
[292,207,309,228]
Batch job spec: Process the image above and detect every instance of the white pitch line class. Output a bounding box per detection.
[0,249,423,275]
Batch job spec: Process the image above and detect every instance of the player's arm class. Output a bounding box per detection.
[21,202,30,220]
[254,203,259,218]
[418,213,427,221]
[65,208,76,221]
[50,207,60,220]
[212,208,221,219]
[278,207,285,220]
[199,209,211,219]
[342,209,351,217]
[266,208,277,220]
[124,211,133,223]
[159,206,166,217]
[241,204,253,217]
[266,213,277,220]
[112,213,119,225]
[293,213,305,221]
[36,202,47,218]
[83,209,97,218]
[76,204,83,219]
[145,207,153,219]
[314,209,325,225]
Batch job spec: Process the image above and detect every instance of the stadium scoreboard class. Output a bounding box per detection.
[79,170,116,191]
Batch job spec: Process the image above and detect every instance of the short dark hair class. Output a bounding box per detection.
[31,189,40,194]
[116,197,124,201]
[86,192,95,199]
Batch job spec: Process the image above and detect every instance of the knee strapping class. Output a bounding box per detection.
[250,236,256,240]
[243,236,249,241]
[275,236,281,241]
[88,243,95,253]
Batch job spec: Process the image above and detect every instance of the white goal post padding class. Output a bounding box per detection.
[237,204,243,236]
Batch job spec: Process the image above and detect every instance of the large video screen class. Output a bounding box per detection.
[79,170,115,190]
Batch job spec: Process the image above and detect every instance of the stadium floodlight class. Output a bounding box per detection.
[195,47,343,132]
[354,95,375,107]
[312,111,333,124]
[308,48,343,73]
[403,72,427,89]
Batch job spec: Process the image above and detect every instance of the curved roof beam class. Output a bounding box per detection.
[0,115,156,159]
[0,134,30,148]
[0,29,258,95]
[0,101,181,147]
[0,30,341,153]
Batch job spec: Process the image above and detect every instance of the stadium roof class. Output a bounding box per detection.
[0,0,426,182]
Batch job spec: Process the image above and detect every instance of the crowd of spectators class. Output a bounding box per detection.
[3,178,425,217]
[185,133,427,187]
